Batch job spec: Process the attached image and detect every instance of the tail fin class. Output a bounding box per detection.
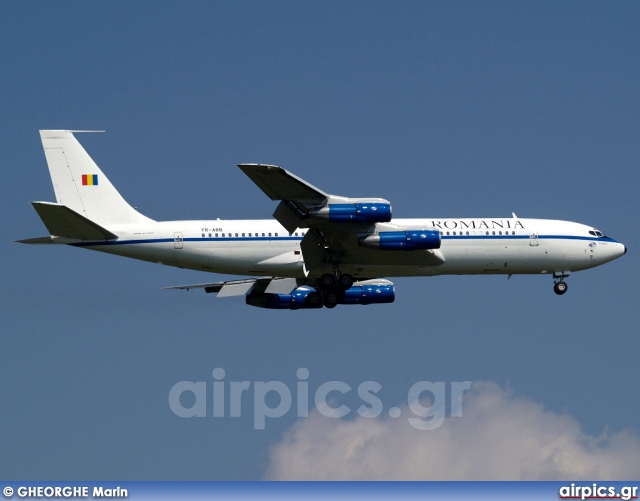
[39,130,154,226]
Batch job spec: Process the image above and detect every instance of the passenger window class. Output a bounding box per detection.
[201,233,205,238]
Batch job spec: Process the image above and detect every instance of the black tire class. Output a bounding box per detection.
[554,282,568,295]
[338,273,354,290]
[320,273,335,289]
[324,292,339,308]
[306,291,321,306]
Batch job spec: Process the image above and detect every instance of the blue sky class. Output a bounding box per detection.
[1,2,639,480]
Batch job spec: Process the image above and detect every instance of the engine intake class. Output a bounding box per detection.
[359,230,441,250]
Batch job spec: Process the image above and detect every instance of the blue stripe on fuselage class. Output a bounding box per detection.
[70,234,620,247]
[70,236,303,247]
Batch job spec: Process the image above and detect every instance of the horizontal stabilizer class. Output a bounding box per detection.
[31,201,118,240]
[15,236,54,244]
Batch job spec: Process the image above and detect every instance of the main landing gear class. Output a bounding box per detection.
[318,271,355,308]
[319,272,354,290]
[553,271,570,296]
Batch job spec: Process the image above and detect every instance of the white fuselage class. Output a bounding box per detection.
[28,131,626,299]
[67,217,626,280]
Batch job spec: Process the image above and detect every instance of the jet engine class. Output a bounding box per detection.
[309,202,392,223]
[359,230,441,250]
[245,287,322,310]
[246,283,395,309]
[336,283,395,305]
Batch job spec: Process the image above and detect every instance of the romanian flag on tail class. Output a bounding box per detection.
[82,174,98,186]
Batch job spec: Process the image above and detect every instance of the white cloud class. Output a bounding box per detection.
[264,382,640,480]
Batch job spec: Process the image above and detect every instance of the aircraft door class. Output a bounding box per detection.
[529,231,539,247]
[174,232,184,249]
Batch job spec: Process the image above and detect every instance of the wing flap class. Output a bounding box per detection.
[272,200,305,233]
[217,281,258,297]
[166,277,299,297]
[264,278,298,294]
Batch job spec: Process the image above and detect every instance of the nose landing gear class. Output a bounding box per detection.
[553,271,571,295]
[553,281,568,295]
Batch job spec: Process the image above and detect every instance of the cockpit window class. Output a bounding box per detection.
[590,229,605,238]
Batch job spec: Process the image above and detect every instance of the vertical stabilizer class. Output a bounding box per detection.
[39,130,154,226]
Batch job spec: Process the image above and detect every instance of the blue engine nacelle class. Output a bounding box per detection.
[246,284,395,309]
[337,284,395,305]
[309,203,392,223]
[359,230,441,250]
[246,288,322,310]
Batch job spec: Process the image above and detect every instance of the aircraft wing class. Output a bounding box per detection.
[238,164,445,275]
[237,164,328,207]
[166,277,299,297]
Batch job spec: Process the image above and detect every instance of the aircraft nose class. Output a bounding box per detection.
[604,241,627,262]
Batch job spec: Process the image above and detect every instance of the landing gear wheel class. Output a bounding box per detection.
[554,282,568,295]
[306,291,321,306]
[324,292,339,308]
[320,273,336,289]
[338,273,354,290]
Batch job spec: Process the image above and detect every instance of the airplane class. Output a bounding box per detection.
[18,130,627,309]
